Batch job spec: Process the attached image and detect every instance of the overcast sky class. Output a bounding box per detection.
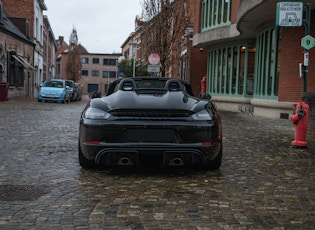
[44,0,142,53]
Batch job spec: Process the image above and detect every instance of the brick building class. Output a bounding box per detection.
[193,0,315,118]
[0,1,35,98]
[80,53,122,95]
[123,1,207,96]
[2,0,56,97]
[43,15,56,81]
[56,33,121,96]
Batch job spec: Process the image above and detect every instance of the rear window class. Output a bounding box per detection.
[135,79,166,89]
[44,81,64,88]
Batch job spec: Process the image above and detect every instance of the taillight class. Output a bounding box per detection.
[83,141,100,145]
[202,141,220,146]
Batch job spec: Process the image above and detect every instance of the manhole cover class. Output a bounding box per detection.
[0,185,50,201]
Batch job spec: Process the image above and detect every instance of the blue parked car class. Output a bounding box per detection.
[38,79,71,103]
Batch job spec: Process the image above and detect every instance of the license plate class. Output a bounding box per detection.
[127,129,175,142]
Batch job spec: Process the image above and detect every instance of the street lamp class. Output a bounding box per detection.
[131,43,137,77]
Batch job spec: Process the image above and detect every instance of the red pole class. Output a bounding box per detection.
[201,76,207,93]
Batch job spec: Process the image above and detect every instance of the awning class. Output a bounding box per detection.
[12,55,36,70]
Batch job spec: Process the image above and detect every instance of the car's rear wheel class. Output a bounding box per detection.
[78,143,97,169]
[73,92,77,101]
[205,142,222,170]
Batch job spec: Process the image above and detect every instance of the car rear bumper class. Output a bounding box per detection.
[80,142,220,168]
[38,95,64,102]
[79,119,221,168]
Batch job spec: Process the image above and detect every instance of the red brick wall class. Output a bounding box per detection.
[193,0,202,34]
[2,0,34,39]
[278,12,315,102]
[231,0,241,24]
[190,0,207,95]
[190,46,208,95]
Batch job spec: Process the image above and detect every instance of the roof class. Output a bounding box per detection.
[56,46,69,58]
[0,10,34,45]
[56,44,89,58]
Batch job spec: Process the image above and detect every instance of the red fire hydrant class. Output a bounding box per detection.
[201,76,207,93]
[290,101,309,147]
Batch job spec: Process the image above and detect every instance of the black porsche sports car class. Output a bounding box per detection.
[78,77,222,170]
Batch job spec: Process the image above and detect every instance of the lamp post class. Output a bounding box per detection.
[131,43,137,77]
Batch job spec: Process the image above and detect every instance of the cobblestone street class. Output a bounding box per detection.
[0,96,314,229]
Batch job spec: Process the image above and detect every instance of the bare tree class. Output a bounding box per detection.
[140,0,190,77]
[65,27,82,82]
[65,47,82,82]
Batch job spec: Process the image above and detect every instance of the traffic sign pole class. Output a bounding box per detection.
[302,3,311,93]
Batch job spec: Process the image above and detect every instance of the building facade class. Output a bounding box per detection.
[0,1,36,98]
[3,0,50,96]
[179,0,208,96]
[43,15,56,81]
[123,1,207,95]
[80,53,122,95]
[193,0,315,118]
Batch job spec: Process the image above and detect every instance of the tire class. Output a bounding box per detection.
[73,93,77,102]
[205,142,222,170]
[78,143,97,169]
[62,96,66,104]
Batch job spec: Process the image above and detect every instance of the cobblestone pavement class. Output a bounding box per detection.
[0,96,314,230]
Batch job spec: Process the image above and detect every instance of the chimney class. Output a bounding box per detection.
[59,36,64,47]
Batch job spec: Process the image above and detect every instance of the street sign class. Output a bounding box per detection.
[276,2,303,27]
[304,52,309,66]
[147,65,160,73]
[148,53,160,65]
[301,35,315,50]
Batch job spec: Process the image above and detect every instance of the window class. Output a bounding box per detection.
[103,58,117,66]
[92,70,99,76]
[40,25,43,44]
[26,20,30,37]
[92,58,99,64]
[82,57,89,64]
[254,27,279,98]
[109,71,116,78]
[82,70,88,76]
[103,71,109,78]
[208,43,255,97]
[103,71,117,78]
[35,17,38,39]
[201,0,231,31]
[7,52,24,87]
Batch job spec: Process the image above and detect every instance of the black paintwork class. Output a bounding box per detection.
[78,77,222,170]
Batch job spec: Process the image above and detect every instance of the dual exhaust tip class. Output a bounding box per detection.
[117,156,185,166]
[118,157,132,166]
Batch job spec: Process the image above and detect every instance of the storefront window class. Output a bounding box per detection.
[208,43,255,97]
[254,27,279,99]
